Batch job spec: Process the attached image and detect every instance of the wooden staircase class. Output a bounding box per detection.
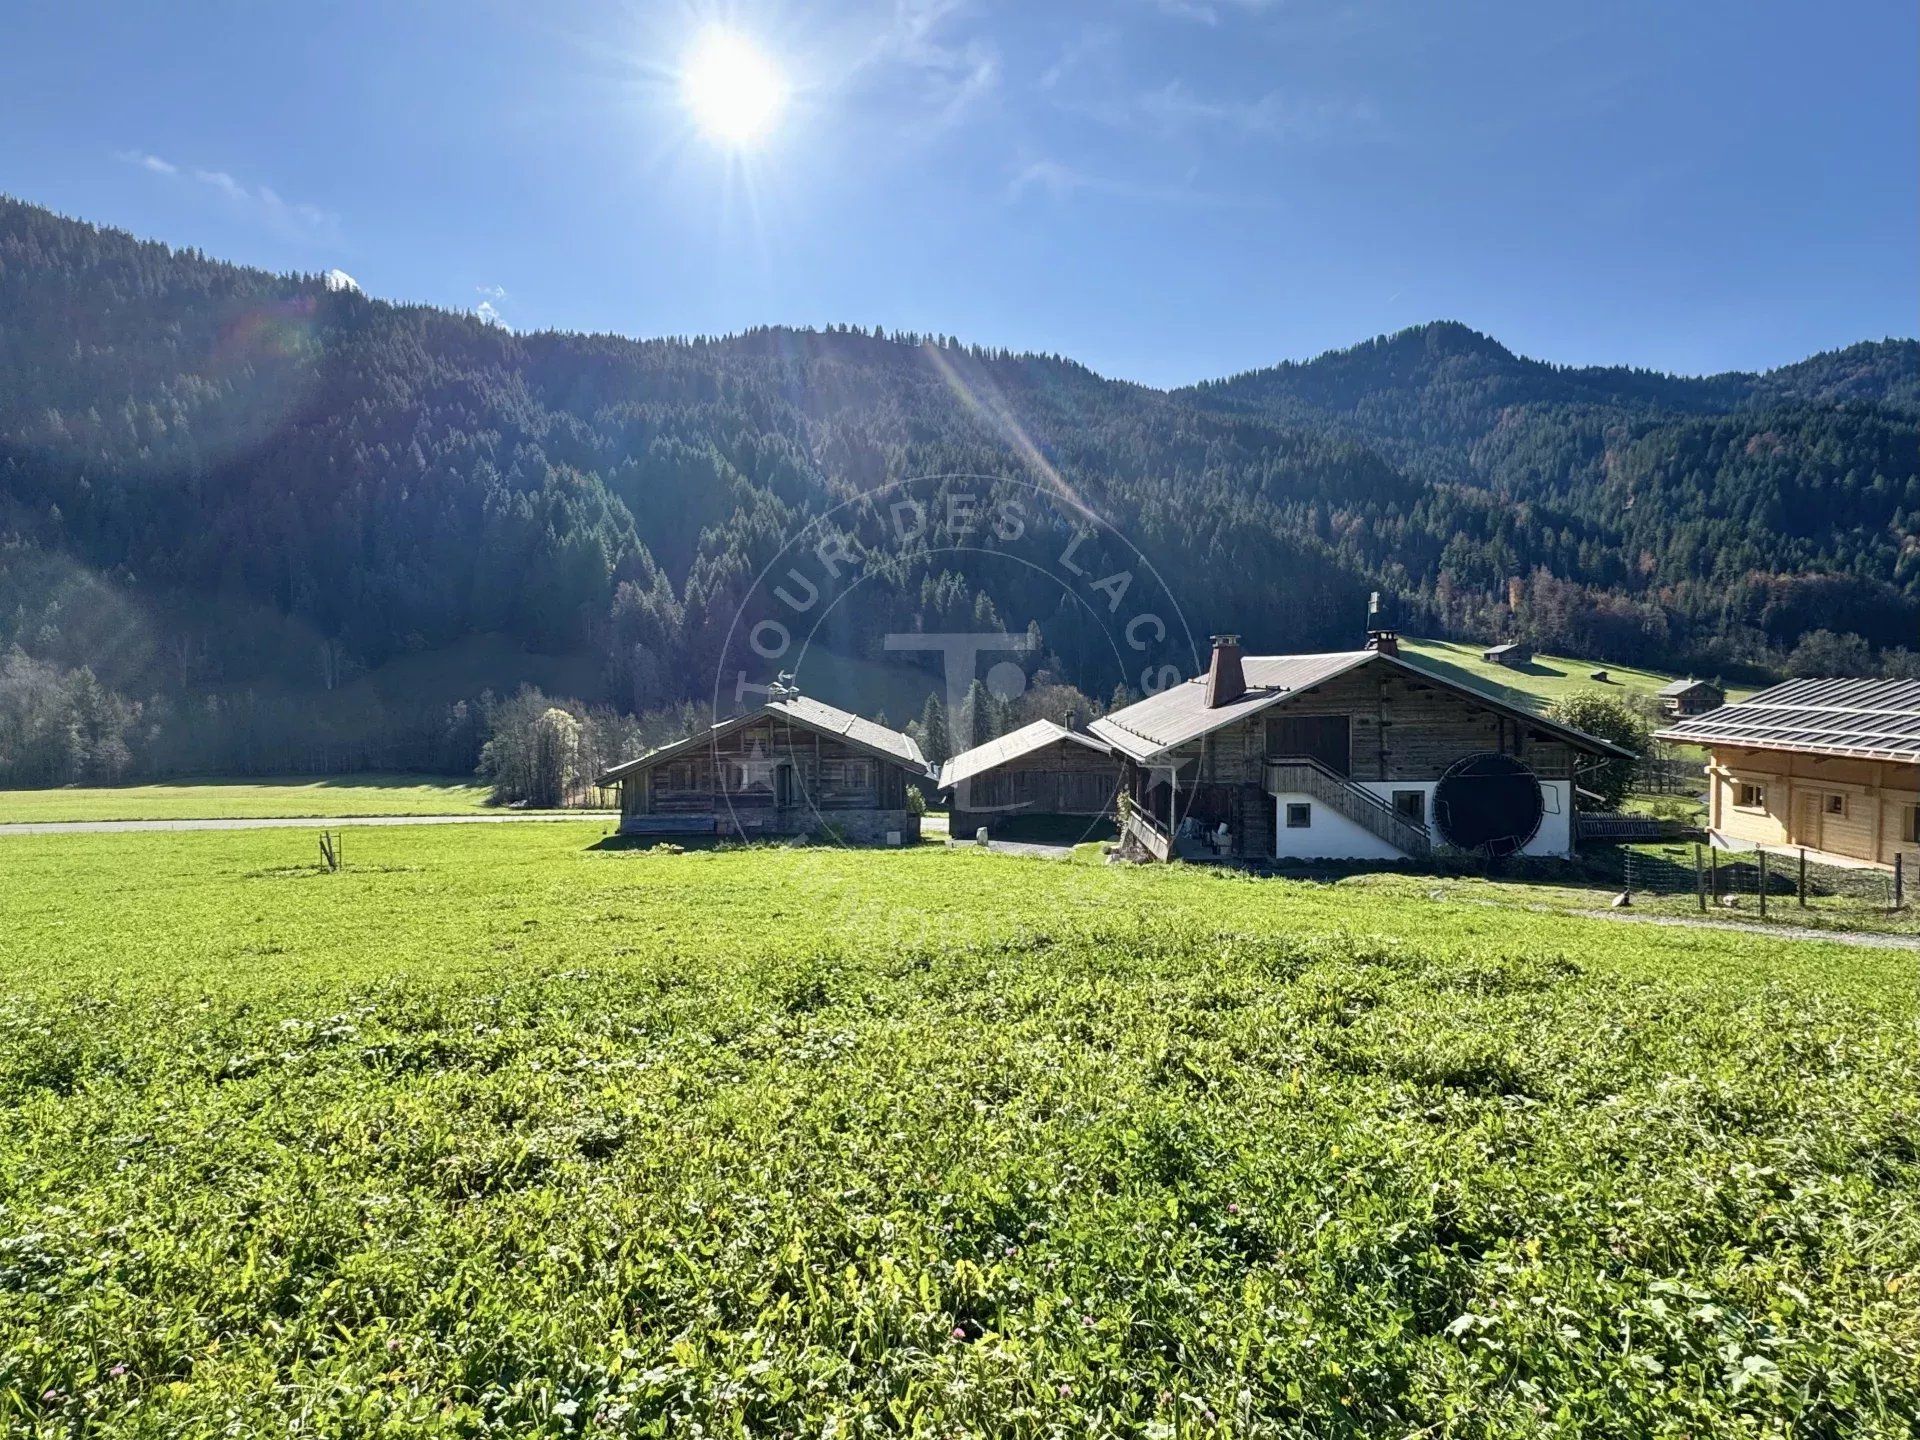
[1264,757,1431,859]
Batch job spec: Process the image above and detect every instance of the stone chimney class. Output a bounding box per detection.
[1064,707,1079,732]
[1204,634,1246,708]
[1364,591,1399,657]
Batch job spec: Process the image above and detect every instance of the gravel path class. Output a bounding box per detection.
[0,812,615,836]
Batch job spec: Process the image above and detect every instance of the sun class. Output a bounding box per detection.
[681,28,787,147]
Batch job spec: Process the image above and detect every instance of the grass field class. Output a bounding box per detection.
[0,774,509,824]
[2,825,1915,1435]
[1401,638,1753,716]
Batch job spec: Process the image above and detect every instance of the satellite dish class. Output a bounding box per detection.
[1432,752,1544,857]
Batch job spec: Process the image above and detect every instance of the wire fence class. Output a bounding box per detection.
[1616,840,1913,920]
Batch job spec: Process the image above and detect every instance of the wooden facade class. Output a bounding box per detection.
[606,707,927,843]
[1482,642,1532,668]
[946,734,1120,838]
[1099,651,1610,863]
[1706,748,1920,870]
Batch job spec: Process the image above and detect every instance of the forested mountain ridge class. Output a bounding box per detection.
[1,196,1914,784]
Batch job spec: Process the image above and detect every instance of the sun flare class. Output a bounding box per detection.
[680,28,787,147]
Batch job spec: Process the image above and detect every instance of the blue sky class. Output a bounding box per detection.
[3,1,1913,387]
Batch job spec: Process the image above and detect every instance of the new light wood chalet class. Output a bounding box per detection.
[1656,677,1920,871]
[599,691,933,843]
[1087,632,1632,863]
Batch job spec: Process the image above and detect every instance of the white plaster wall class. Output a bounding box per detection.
[1271,792,1404,861]
[1268,779,1574,860]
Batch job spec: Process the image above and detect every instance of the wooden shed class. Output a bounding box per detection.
[598,691,932,843]
[940,719,1121,838]
[1481,641,1532,668]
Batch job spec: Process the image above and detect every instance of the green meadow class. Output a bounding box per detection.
[0,775,510,824]
[1,824,1915,1435]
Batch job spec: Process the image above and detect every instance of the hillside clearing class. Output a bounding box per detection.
[1400,638,1755,715]
[1,826,1914,1435]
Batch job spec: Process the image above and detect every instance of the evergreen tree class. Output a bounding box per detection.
[917,693,952,766]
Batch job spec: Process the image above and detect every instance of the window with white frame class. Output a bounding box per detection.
[1734,781,1765,810]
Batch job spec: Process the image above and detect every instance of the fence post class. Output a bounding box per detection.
[1897,852,1905,909]
[1695,843,1705,912]
[1708,847,1718,906]
[1757,849,1767,919]
[1798,847,1807,908]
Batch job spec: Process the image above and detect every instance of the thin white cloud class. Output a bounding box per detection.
[1149,0,1282,23]
[474,299,507,329]
[846,0,1000,128]
[1067,78,1381,144]
[115,150,178,176]
[476,283,508,301]
[114,149,339,242]
[1005,157,1274,211]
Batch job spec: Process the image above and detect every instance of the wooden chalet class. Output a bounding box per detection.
[598,691,932,843]
[1655,676,1726,717]
[940,718,1121,838]
[1656,677,1920,871]
[1481,640,1532,668]
[1089,632,1632,863]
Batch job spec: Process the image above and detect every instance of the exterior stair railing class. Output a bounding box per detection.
[1264,756,1432,859]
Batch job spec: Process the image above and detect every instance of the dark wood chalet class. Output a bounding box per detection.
[940,718,1121,838]
[599,692,932,843]
[1656,676,1726,717]
[1089,634,1632,863]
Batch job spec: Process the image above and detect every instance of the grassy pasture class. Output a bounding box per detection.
[0,774,505,824]
[1400,638,1754,715]
[1,825,1915,1435]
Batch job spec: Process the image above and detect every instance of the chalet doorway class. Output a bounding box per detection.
[1795,790,1821,850]
[776,764,797,809]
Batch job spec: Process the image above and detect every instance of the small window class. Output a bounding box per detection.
[1286,802,1312,829]
[1906,805,1919,844]
[1392,790,1425,824]
[1824,793,1846,817]
[1735,782,1765,810]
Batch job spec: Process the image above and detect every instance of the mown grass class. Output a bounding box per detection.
[1,825,1915,1436]
[0,774,509,824]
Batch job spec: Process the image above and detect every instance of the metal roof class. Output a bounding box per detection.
[1086,649,1635,763]
[938,719,1111,789]
[1483,642,1526,654]
[1655,677,1720,698]
[1655,677,1920,763]
[1088,652,1371,762]
[598,693,929,783]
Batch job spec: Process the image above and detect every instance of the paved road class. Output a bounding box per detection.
[0,812,616,837]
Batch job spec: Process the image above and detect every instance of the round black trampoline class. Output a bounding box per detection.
[1432,752,1544,857]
